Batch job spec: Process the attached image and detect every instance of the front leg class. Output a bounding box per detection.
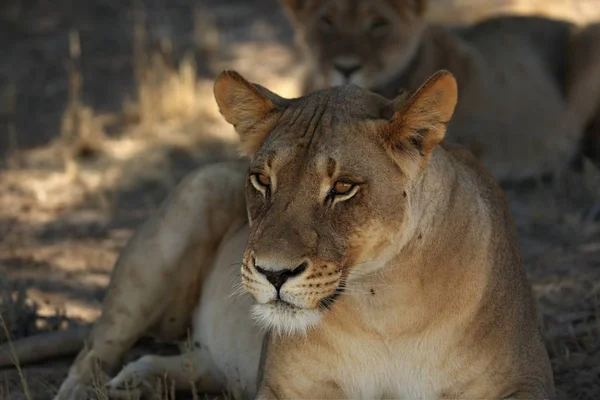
[54,160,249,400]
[255,330,271,394]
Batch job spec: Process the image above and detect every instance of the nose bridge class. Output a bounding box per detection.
[334,54,361,67]
[251,163,321,270]
[273,217,305,251]
[332,38,359,59]
[331,38,362,74]
[252,194,320,267]
[337,1,361,39]
[254,214,315,268]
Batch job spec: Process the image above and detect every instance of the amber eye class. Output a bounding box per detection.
[331,181,354,195]
[319,15,334,31]
[369,18,389,35]
[254,173,271,187]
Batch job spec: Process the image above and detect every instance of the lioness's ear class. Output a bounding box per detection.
[214,70,286,155]
[388,0,428,15]
[278,0,321,24]
[384,70,457,170]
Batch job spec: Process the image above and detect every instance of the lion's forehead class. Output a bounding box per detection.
[269,91,387,144]
[286,86,389,120]
[324,0,397,21]
[259,127,383,182]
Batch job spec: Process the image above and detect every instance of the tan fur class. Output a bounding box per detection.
[214,72,286,155]
[42,160,251,399]
[5,70,553,399]
[280,0,600,181]
[215,70,554,399]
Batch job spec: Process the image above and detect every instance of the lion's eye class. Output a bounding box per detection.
[331,181,354,195]
[250,173,272,197]
[369,18,389,35]
[252,173,271,188]
[319,15,334,31]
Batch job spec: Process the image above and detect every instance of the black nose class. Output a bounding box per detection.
[334,62,362,78]
[255,262,308,291]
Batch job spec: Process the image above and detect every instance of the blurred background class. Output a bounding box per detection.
[1,0,600,399]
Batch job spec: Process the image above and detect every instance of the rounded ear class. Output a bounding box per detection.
[214,70,287,155]
[410,0,428,15]
[387,0,428,16]
[415,0,428,15]
[278,0,322,25]
[383,70,457,172]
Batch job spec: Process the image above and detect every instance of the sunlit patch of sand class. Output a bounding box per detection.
[427,0,600,25]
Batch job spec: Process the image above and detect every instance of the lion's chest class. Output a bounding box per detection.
[330,335,448,399]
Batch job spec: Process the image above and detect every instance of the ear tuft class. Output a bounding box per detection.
[213,70,272,131]
[415,0,428,15]
[388,0,428,16]
[278,0,321,24]
[385,70,457,169]
[214,70,285,155]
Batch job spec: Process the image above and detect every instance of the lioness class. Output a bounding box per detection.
[0,70,554,399]
[279,0,600,182]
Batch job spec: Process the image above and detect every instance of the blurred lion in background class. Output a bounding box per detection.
[279,0,600,182]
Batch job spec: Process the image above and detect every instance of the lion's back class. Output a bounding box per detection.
[461,16,573,86]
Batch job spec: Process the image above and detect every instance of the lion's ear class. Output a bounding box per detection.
[278,0,322,24]
[214,70,287,155]
[383,70,457,171]
[387,0,428,15]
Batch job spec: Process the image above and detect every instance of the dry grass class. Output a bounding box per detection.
[504,159,600,399]
[0,316,32,400]
[0,0,599,399]
[0,275,73,345]
[0,0,290,397]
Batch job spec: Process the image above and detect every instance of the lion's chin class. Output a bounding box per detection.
[251,301,322,336]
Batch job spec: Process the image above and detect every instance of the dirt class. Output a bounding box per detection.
[0,0,599,399]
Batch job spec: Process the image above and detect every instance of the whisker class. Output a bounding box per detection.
[335,287,371,295]
[227,275,249,302]
[337,291,374,297]
[353,283,408,287]
[228,261,243,269]
[345,257,386,270]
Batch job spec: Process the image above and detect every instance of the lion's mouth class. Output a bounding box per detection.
[249,279,346,335]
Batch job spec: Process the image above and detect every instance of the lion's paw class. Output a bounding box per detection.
[106,355,163,399]
[53,369,110,400]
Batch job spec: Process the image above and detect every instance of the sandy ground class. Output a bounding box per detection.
[1,0,600,399]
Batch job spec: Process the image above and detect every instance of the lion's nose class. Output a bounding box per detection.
[255,262,308,292]
[333,61,362,79]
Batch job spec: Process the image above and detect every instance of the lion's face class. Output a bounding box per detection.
[281,0,427,89]
[214,69,456,335]
[241,118,412,335]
